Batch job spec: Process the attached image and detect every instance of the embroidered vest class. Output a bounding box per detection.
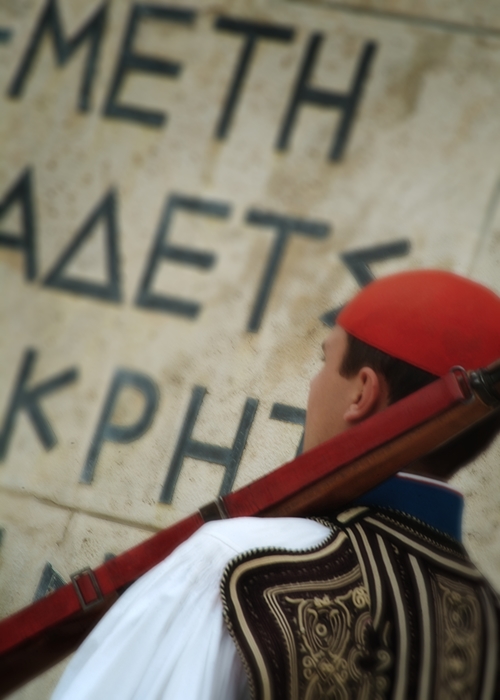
[221,507,500,700]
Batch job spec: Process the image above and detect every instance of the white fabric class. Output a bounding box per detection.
[52,517,330,700]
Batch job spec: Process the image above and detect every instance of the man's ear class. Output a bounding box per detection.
[343,367,386,424]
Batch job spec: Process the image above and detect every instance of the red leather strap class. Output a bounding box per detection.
[0,371,468,658]
[0,512,204,655]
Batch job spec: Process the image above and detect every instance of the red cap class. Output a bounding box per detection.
[337,270,500,376]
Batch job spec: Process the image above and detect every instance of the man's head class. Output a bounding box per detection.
[303,270,500,477]
[303,325,390,452]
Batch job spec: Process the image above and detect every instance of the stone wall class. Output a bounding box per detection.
[1,0,499,696]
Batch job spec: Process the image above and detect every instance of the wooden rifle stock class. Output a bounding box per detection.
[265,370,498,517]
[1,360,499,697]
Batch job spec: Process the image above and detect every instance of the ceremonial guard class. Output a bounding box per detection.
[26,271,500,699]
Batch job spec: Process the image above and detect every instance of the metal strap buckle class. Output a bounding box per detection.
[450,365,472,401]
[70,567,104,610]
[199,497,229,522]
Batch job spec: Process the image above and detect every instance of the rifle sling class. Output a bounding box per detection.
[0,366,495,697]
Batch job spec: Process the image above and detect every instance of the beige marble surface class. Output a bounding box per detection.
[1,0,500,696]
[287,0,500,32]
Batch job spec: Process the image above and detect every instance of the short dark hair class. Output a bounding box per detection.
[339,333,500,478]
[339,334,437,404]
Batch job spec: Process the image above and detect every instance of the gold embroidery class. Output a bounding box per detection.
[432,574,483,700]
[283,586,391,700]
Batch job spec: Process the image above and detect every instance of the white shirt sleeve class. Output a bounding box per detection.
[51,517,330,700]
